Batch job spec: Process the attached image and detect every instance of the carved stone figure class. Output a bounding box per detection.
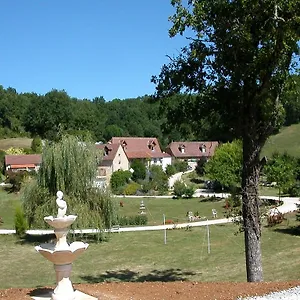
[56,190,67,218]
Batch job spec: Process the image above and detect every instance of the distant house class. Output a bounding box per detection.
[5,154,42,172]
[109,137,171,170]
[166,141,219,163]
[95,143,129,186]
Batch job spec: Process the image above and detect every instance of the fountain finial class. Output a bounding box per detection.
[56,190,67,218]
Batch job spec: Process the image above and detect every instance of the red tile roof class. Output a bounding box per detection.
[109,137,165,159]
[5,154,42,166]
[95,144,120,161]
[166,141,219,158]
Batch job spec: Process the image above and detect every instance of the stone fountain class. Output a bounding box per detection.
[34,191,96,300]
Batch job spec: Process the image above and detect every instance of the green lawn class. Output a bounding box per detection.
[1,214,300,288]
[1,188,300,289]
[261,124,300,158]
[259,186,280,197]
[0,188,20,229]
[116,197,226,225]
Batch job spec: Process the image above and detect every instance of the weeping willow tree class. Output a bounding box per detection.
[22,135,116,231]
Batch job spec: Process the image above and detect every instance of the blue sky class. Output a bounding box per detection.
[0,1,188,101]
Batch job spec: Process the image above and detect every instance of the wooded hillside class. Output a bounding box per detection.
[0,74,299,146]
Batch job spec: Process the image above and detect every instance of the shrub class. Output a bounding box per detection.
[173,180,195,198]
[195,157,207,176]
[173,180,186,198]
[14,204,28,237]
[110,170,132,194]
[123,182,140,195]
[184,185,195,198]
[130,159,146,181]
[117,215,148,226]
[173,159,188,172]
[31,136,43,153]
[286,182,300,197]
[149,165,168,194]
[5,147,26,155]
[165,164,177,177]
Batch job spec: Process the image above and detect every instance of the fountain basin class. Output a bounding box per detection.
[35,242,88,265]
[44,215,77,229]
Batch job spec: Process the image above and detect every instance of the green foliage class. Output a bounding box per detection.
[123,182,140,195]
[263,152,297,198]
[31,136,43,153]
[165,164,177,177]
[173,159,188,172]
[14,204,28,237]
[22,135,116,231]
[173,180,194,198]
[0,149,6,175]
[110,170,132,194]
[262,124,300,159]
[38,135,100,196]
[195,157,207,176]
[282,75,300,126]
[130,159,146,181]
[148,165,169,194]
[184,185,195,198]
[205,141,242,189]
[117,215,148,226]
[173,180,186,198]
[5,147,25,155]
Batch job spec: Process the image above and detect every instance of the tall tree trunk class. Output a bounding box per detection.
[242,135,263,282]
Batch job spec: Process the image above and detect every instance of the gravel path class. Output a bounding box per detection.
[1,281,300,300]
[240,286,300,299]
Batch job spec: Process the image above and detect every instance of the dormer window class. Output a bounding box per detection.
[200,144,206,153]
[148,140,156,151]
[179,144,185,153]
[104,146,111,156]
[121,140,127,149]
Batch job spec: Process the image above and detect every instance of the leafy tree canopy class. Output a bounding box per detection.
[22,135,116,233]
[205,140,242,190]
[152,0,300,282]
[264,152,297,198]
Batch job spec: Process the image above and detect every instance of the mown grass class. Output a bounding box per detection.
[261,124,300,159]
[0,188,20,228]
[116,197,226,225]
[0,137,33,150]
[1,214,300,289]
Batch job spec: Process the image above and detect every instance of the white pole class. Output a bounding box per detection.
[206,219,210,254]
[163,214,167,245]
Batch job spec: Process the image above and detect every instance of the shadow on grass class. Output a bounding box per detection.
[15,233,111,245]
[28,287,52,297]
[81,268,197,283]
[198,196,223,203]
[16,233,56,245]
[190,178,205,184]
[273,226,300,236]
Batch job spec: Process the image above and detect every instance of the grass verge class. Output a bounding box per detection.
[0,214,300,288]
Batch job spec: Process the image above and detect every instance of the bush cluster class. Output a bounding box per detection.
[14,204,28,237]
[117,215,148,226]
[110,170,132,194]
[123,182,140,195]
[173,180,195,198]
[173,160,188,172]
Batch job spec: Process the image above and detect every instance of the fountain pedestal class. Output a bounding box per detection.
[33,191,96,300]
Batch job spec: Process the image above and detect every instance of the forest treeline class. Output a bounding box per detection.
[0,74,299,148]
